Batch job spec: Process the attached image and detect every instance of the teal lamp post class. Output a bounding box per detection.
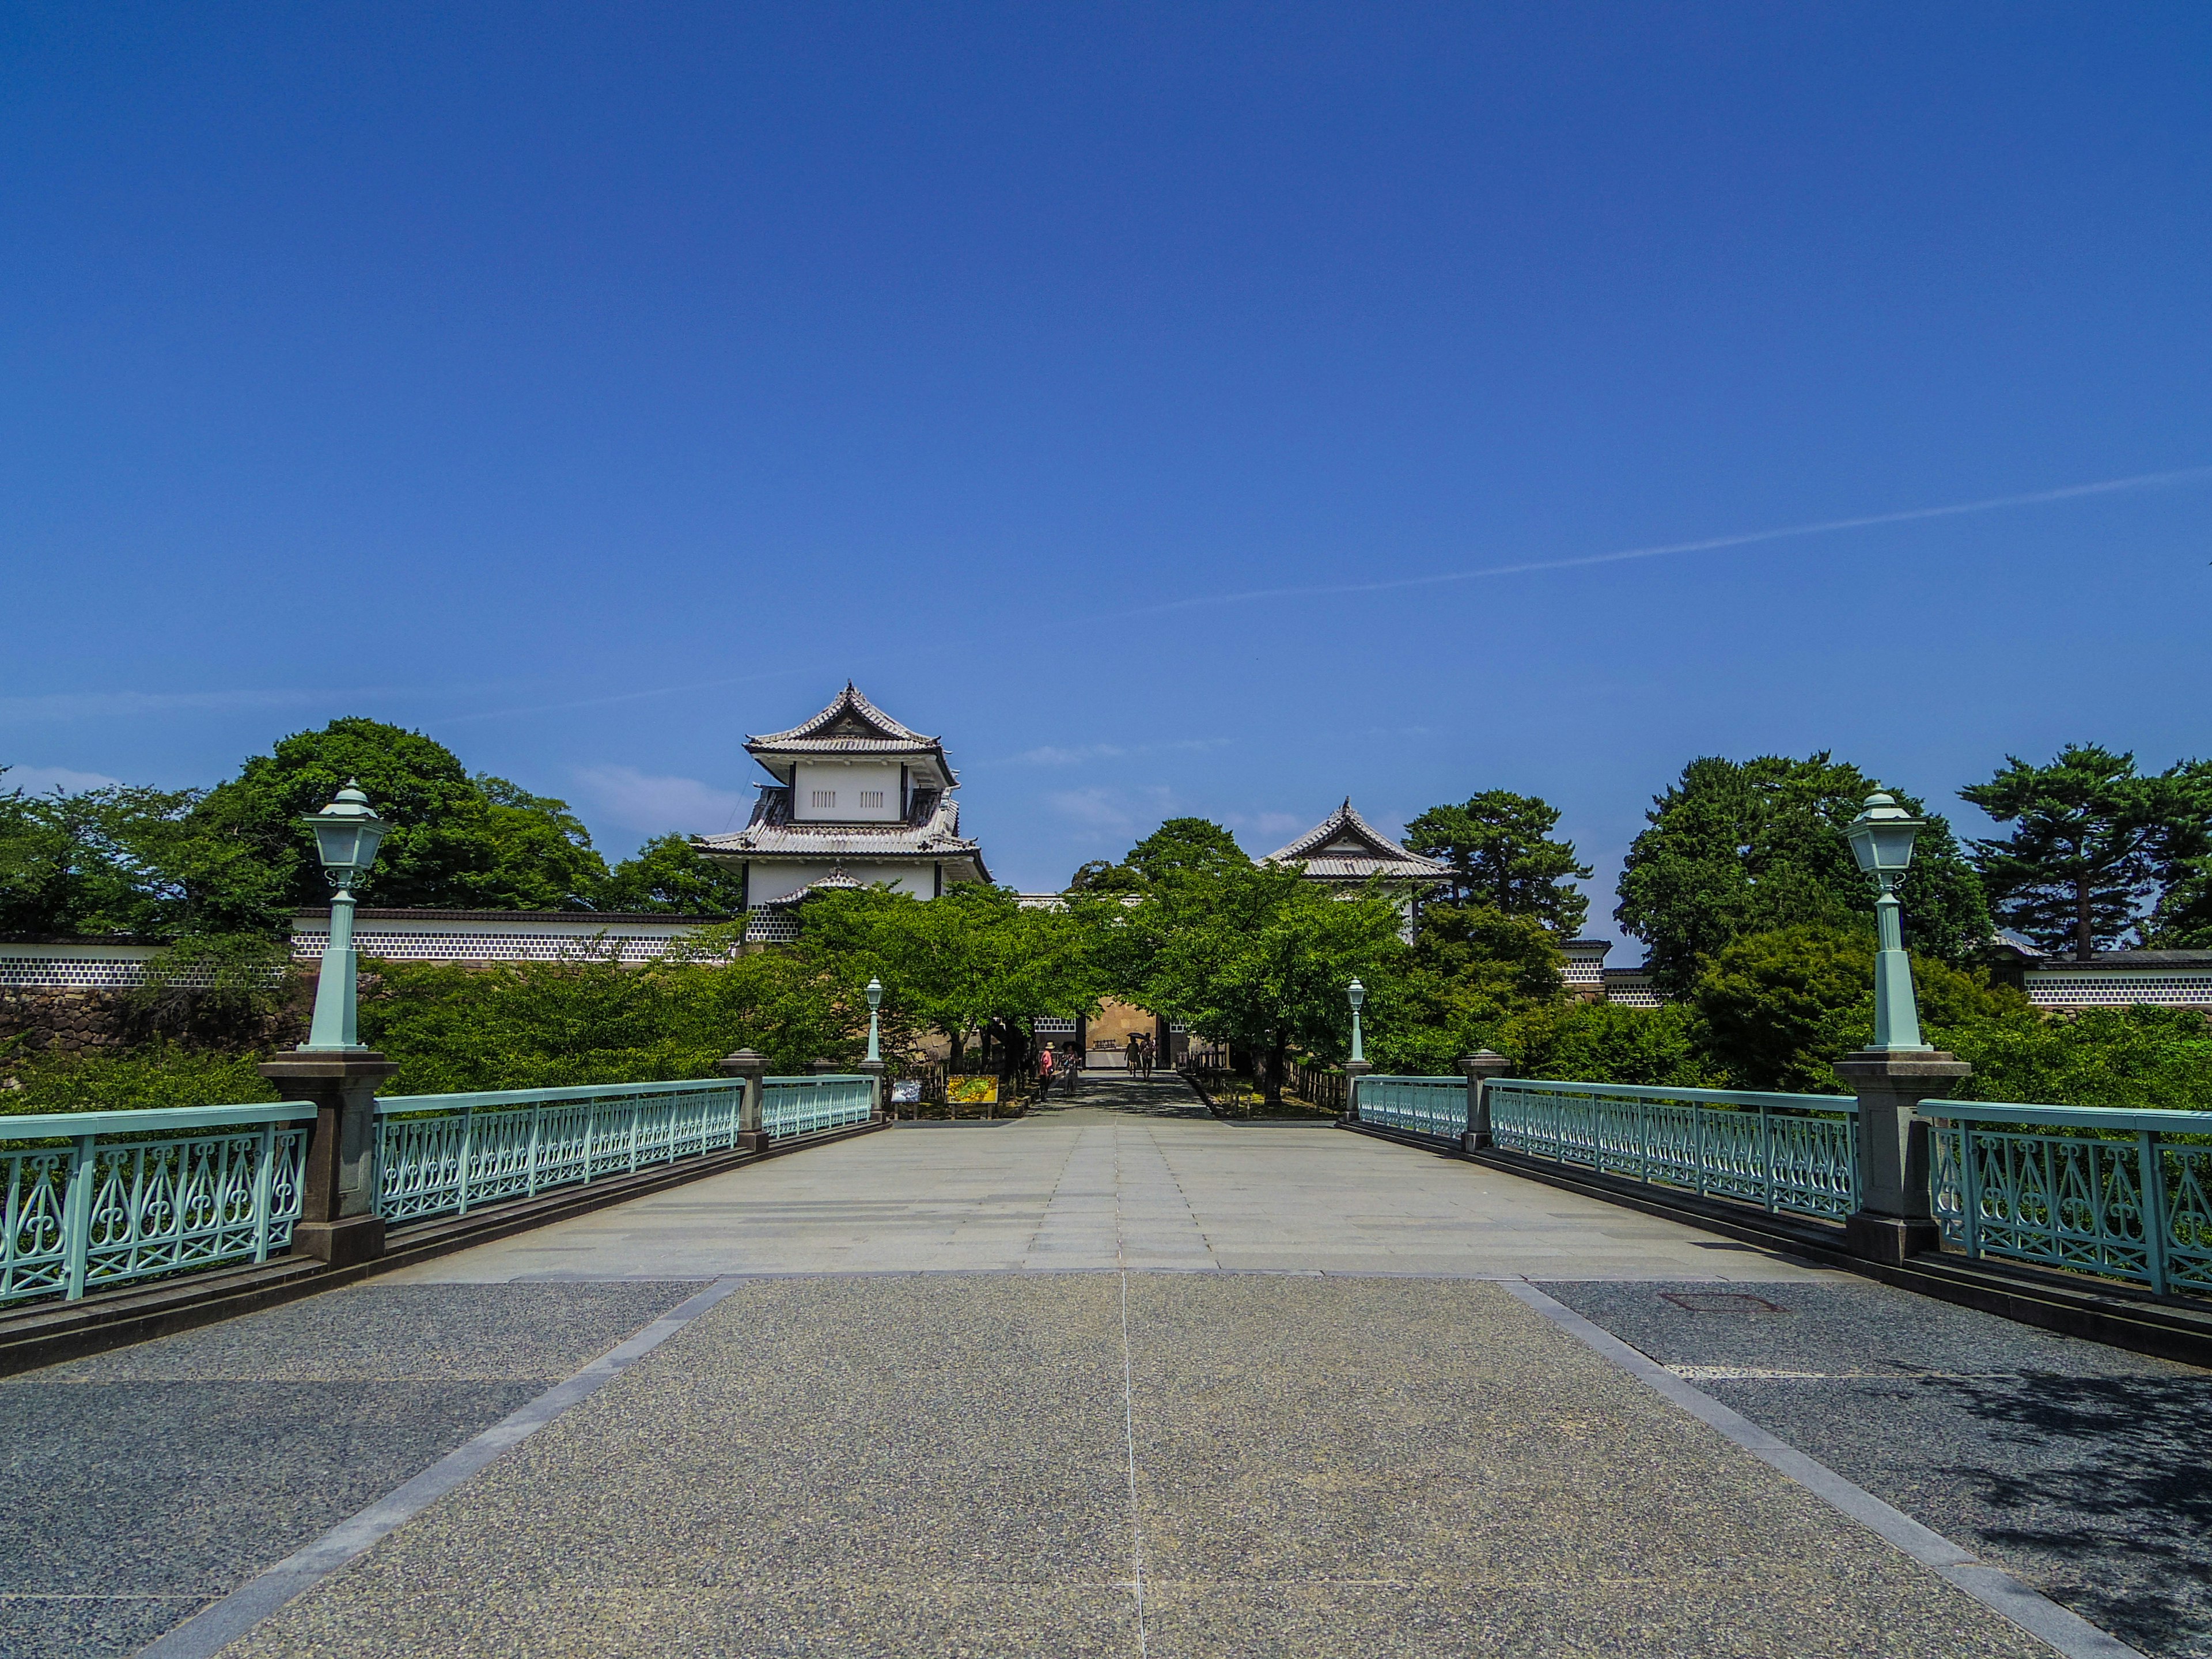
[1347,979,1366,1065]
[300,781,389,1051]
[864,977,883,1064]
[1844,792,1928,1051]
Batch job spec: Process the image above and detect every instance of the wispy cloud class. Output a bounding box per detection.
[0,688,333,726]
[1098,465,2212,622]
[442,667,817,725]
[1,763,125,794]
[988,737,1229,768]
[572,765,748,836]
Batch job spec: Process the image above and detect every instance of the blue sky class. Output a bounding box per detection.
[5,4,2209,949]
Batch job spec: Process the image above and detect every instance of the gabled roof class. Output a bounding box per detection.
[756,866,868,910]
[1264,799,1449,884]
[745,683,953,775]
[693,787,992,881]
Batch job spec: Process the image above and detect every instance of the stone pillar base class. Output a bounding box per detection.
[1462,1130,1491,1153]
[291,1213,386,1267]
[734,1131,771,1155]
[1843,1211,1943,1267]
[1339,1060,1372,1124]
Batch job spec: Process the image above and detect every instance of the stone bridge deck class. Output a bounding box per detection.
[5,1077,2206,1658]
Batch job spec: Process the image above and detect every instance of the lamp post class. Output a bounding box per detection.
[258,780,398,1266]
[1340,978,1372,1124]
[1833,789,1971,1267]
[858,976,887,1119]
[1843,791,1927,1052]
[300,781,389,1051]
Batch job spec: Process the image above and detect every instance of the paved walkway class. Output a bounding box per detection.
[4,1075,2206,1658]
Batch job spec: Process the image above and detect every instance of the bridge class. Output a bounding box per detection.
[3,1073,2207,1658]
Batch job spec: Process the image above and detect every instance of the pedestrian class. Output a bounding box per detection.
[1037,1044,1055,1102]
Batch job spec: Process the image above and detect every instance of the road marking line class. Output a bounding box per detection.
[135,1277,747,1659]
[1502,1281,2148,1659]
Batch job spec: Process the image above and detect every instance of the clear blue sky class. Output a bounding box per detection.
[6,4,2209,946]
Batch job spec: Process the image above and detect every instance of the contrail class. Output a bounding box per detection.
[439,665,818,724]
[1099,464,2212,621]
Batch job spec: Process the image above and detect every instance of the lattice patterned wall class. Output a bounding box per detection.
[290,926,706,967]
[2023,970,2212,1008]
[0,950,190,990]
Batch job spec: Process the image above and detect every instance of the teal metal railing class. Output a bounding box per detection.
[373,1074,876,1225]
[1,1103,317,1308]
[1484,1078,1859,1220]
[1353,1075,1467,1139]
[1921,1100,2212,1298]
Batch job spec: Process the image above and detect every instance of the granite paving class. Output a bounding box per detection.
[6,1088,2184,1656]
[1540,1278,2212,1658]
[227,1274,2048,1659]
[0,1282,700,1659]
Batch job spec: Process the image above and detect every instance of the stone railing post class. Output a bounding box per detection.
[1457,1050,1512,1153]
[717,1048,769,1154]
[1339,1059,1373,1124]
[259,1050,398,1266]
[857,1059,887,1121]
[1832,1047,1971,1265]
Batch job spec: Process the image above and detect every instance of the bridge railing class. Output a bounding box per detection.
[1351,1075,1467,1138]
[1475,1078,1858,1221]
[1920,1100,2212,1298]
[1,1071,877,1309]
[1,1103,317,1308]
[375,1074,874,1225]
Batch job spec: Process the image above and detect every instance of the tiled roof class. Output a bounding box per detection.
[747,683,942,754]
[1263,800,1449,882]
[694,787,988,872]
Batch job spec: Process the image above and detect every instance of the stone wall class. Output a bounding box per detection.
[0,987,136,1058]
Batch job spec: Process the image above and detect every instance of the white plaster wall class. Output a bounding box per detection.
[792,761,903,821]
[744,859,938,905]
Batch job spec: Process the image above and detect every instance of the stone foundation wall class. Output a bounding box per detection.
[0,988,136,1058]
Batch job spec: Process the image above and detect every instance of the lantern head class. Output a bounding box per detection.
[1844,791,1923,879]
[305,781,390,888]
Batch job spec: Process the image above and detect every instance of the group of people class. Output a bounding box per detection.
[1036,1041,1077,1101]
[1033,1031,1163,1100]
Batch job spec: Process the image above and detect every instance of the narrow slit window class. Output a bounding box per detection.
[810,790,836,809]
[858,790,884,809]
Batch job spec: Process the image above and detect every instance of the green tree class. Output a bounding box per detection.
[791,884,1100,1075]
[1616,753,1990,993]
[1691,923,2023,1092]
[0,774,206,936]
[2142,758,2212,948]
[1498,999,1715,1088]
[1120,817,1249,887]
[1403,791,1592,935]
[1960,745,2165,960]
[187,718,609,926]
[599,834,752,914]
[1135,861,1405,1103]
[1946,1005,2212,1112]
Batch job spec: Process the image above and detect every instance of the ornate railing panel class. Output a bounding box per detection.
[374,1073,877,1226]
[1,1104,316,1307]
[1354,1076,1467,1139]
[1922,1101,2212,1297]
[763,1076,876,1139]
[1486,1080,1858,1220]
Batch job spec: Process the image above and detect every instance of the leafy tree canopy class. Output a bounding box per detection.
[599,834,751,915]
[1959,744,2164,959]
[187,718,609,927]
[1403,790,1591,936]
[1692,923,2023,1092]
[0,772,206,937]
[789,883,1101,1071]
[1615,753,1990,993]
[1132,859,1406,1101]
[2142,757,2212,949]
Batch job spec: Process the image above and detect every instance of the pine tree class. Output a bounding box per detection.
[1959,745,2159,960]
